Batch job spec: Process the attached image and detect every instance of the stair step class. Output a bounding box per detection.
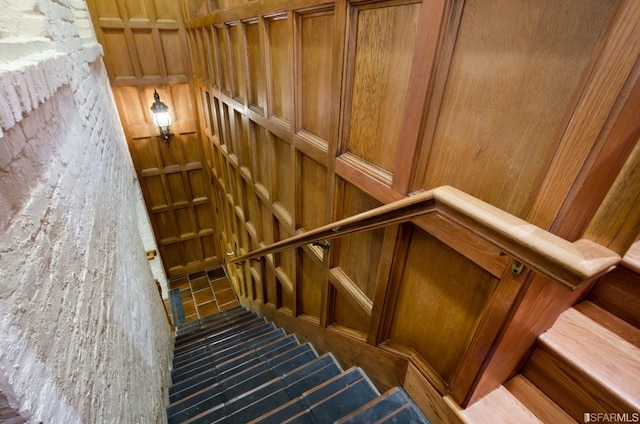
[167,309,429,424]
[459,383,545,424]
[175,306,247,337]
[223,354,343,424]
[171,322,278,381]
[251,366,373,424]
[523,304,640,420]
[167,343,319,423]
[173,327,286,369]
[173,317,268,359]
[293,375,380,423]
[335,386,430,423]
[169,333,297,403]
[175,308,251,340]
[504,375,576,423]
[174,315,264,353]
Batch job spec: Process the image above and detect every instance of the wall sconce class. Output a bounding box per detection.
[150,89,172,144]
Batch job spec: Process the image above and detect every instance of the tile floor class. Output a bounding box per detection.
[169,267,239,323]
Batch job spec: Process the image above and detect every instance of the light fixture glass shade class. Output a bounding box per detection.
[152,110,172,128]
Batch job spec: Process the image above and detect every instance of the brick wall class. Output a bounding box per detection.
[0,1,173,422]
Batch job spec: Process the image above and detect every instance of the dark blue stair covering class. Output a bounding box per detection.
[180,353,343,424]
[176,305,246,336]
[335,386,428,423]
[173,327,287,371]
[175,305,245,337]
[166,307,431,424]
[167,343,320,423]
[174,315,266,354]
[171,322,278,382]
[174,307,249,339]
[168,333,297,404]
[252,366,370,424]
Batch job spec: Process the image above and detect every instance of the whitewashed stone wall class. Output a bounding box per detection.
[0,0,173,422]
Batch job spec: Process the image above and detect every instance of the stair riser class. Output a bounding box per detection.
[524,347,638,420]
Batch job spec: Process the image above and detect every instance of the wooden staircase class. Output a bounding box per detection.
[462,275,640,424]
[166,306,430,423]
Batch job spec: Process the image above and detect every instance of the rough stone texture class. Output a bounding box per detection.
[0,0,173,422]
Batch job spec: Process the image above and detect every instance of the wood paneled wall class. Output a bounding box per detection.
[181,0,640,411]
[88,0,221,277]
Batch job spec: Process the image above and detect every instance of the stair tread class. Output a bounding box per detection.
[298,378,380,423]
[169,341,312,404]
[335,387,430,424]
[175,309,253,338]
[460,384,544,424]
[174,316,266,353]
[503,375,576,424]
[575,301,640,349]
[250,366,369,424]
[173,328,286,369]
[176,346,324,424]
[176,306,247,335]
[168,335,300,409]
[171,323,278,383]
[538,305,640,409]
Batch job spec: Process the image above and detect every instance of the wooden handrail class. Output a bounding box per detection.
[229,186,620,290]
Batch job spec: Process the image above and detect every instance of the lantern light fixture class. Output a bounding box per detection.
[150,89,172,144]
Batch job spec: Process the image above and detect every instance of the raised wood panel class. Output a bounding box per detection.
[245,19,266,112]
[338,182,383,300]
[132,29,162,77]
[215,25,233,95]
[94,1,120,19]
[265,14,293,128]
[102,29,136,80]
[421,0,618,217]
[160,30,187,76]
[342,1,421,178]
[299,248,323,320]
[205,27,220,87]
[251,121,271,190]
[228,22,247,103]
[193,29,208,82]
[187,30,202,80]
[388,226,499,385]
[297,7,334,144]
[333,290,369,336]
[153,0,178,21]
[298,154,327,231]
[273,135,295,217]
[123,0,147,20]
[585,139,640,254]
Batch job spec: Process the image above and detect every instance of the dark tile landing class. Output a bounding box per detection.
[169,267,239,325]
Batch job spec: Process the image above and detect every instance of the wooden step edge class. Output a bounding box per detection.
[503,374,577,424]
[537,307,640,409]
[458,384,543,424]
[574,301,640,349]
